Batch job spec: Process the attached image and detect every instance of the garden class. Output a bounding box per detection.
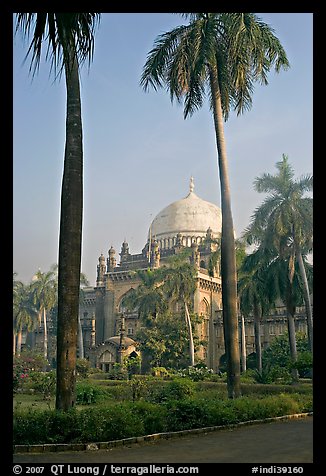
[13,347,313,447]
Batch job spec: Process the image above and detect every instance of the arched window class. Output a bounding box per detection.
[199,298,210,317]
[118,289,136,313]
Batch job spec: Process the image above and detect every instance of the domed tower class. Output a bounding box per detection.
[148,177,222,250]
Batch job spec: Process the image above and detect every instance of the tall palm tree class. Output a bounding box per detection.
[31,266,57,361]
[238,248,276,373]
[159,259,197,367]
[15,13,100,410]
[140,13,289,397]
[244,155,313,352]
[13,276,37,356]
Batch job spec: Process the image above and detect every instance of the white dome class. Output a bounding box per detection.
[149,178,222,249]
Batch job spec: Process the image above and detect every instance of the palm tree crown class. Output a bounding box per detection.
[244,154,312,252]
[15,13,100,78]
[141,13,289,119]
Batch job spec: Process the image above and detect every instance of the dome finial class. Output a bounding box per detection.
[189,176,194,193]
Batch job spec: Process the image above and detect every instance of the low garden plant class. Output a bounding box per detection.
[13,373,312,446]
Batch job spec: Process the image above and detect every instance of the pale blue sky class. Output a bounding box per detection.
[13,13,313,284]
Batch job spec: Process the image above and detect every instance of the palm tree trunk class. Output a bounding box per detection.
[56,49,83,411]
[78,314,84,359]
[287,311,299,381]
[13,332,17,356]
[17,329,22,357]
[184,302,195,366]
[286,285,299,381]
[253,299,262,373]
[209,66,241,398]
[240,314,247,373]
[43,308,48,361]
[295,247,313,352]
[287,254,299,382]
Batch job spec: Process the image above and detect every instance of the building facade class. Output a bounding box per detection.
[78,178,310,372]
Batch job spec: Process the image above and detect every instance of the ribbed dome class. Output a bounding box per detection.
[149,178,222,249]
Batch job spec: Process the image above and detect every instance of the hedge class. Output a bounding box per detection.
[13,392,312,445]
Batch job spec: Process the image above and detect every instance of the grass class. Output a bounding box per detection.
[13,376,312,411]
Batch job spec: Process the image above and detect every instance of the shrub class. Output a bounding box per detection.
[252,365,292,385]
[291,352,313,377]
[76,382,110,405]
[165,399,211,431]
[76,405,145,442]
[128,376,148,402]
[29,370,56,400]
[176,364,214,382]
[107,363,129,380]
[151,367,171,378]
[154,378,195,402]
[13,352,50,394]
[132,401,167,434]
[76,359,92,379]
[13,391,312,445]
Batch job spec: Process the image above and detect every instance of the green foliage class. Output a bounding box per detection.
[153,378,195,403]
[123,354,142,377]
[13,351,50,393]
[263,333,312,378]
[132,401,167,435]
[151,367,172,378]
[29,370,56,400]
[76,382,110,405]
[107,363,129,380]
[136,312,192,369]
[252,365,292,385]
[13,385,312,445]
[165,399,211,430]
[76,358,92,379]
[290,351,313,377]
[128,376,148,402]
[176,364,215,381]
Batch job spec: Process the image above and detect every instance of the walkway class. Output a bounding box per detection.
[13,416,313,463]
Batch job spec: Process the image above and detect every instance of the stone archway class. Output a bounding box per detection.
[98,344,116,372]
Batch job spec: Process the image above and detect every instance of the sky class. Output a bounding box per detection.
[13,13,313,285]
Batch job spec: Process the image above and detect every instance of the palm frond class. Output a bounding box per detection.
[15,13,100,79]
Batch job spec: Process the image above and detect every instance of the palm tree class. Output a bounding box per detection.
[15,13,100,410]
[140,13,289,397]
[123,268,168,326]
[159,259,197,367]
[238,248,276,373]
[241,238,312,382]
[13,276,37,356]
[13,273,24,354]
[244,155,313,352]
[30,266,57,361]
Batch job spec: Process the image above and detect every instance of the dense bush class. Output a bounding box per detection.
[76,382,112,405]
[262,333,312,378]
[152,378,195,402]
[13,352,50,393]
[13,390,312,445]
[76,359,92,379]
[176,364,215,381]
[28,370,56,399]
